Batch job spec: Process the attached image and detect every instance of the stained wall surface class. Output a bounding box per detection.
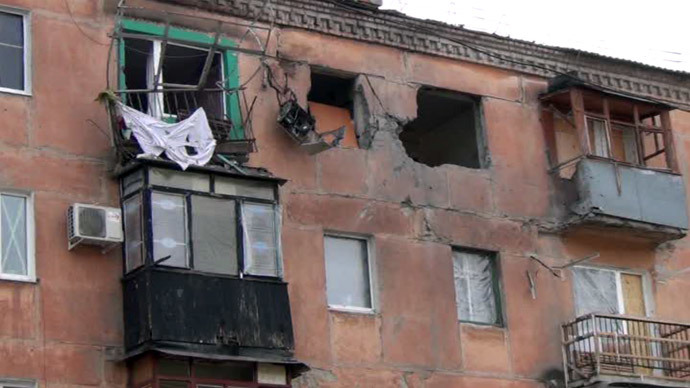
[0,1,689,388]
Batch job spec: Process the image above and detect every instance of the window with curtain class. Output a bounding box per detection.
[453,249,501,325]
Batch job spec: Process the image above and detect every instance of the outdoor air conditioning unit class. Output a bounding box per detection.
[67,204,123,250]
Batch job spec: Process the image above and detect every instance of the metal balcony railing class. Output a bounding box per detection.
[562,314,690,386]
[107,88,256,164]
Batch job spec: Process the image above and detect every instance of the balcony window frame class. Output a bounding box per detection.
[0,6,31,96]
[0,191,35,283]
[117,18,244,139]
[542,86,679,174]
[0,379,36,388]
[120,165,283,279]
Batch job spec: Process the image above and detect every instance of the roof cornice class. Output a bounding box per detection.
[160,0,690,109]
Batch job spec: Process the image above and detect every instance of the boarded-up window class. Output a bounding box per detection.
[324,235,372,310]
[453,249,501,325]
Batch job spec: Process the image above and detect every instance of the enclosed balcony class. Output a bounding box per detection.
[118,163,304,374]
[563,314,690,387]
[541,76,688,241]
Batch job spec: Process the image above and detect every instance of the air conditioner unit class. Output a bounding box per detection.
[67,204,123,250]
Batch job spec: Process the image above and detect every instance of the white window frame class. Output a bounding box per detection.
[0,191,35,282]
[323,233,376,314]
[0,378,36,388]
[572,265,654,318]
[0,6,31,96]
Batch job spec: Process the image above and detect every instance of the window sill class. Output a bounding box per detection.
[328,305,376,316]
[459,320,505,330]
[0,275,38,284]
[0,87,32,97]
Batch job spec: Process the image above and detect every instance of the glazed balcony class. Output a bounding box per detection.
[562,314,690,387]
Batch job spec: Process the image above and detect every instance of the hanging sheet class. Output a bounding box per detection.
[117,102,216,170]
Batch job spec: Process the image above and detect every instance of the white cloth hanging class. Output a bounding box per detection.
[117,102,216,170]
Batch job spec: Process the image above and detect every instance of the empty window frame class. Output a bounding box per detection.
[0,192,34,282]
[0,7,30,94]
[121,167,281,278]
[452,249,502,326]
[323,235,373,311]
[400,88,487,168]
[118,19,243,139]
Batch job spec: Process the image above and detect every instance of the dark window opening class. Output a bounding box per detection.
[307,70,359,148]
[400,88,485,169]
[308,71,355,110]
[121,39,225,120]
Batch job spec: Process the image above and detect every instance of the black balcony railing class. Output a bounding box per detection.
[107,88,256,165]
[562,314,690,385]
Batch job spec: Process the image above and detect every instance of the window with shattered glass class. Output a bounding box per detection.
[324,235,372,310]
[453,249,501,325]
[0,193,33,281]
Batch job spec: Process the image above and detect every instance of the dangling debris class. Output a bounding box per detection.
[277,100,345,155]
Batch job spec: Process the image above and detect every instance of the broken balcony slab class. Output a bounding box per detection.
[556,157,688,242]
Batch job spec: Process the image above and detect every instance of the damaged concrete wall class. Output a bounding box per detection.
[2,1,690,388]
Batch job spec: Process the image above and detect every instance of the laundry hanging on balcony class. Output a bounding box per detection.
[117,102,216,170]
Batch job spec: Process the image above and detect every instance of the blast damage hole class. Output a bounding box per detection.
[400,87,484,168]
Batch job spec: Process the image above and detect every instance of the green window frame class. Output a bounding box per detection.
[117,19,243,140]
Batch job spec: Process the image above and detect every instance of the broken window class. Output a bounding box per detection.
[307,70,359,148]
[324,235,373,311]
[452,248,501,325]
[118,19,244,141]
[0,8,29,93]
[400,88,486,168]
[542,77,678,175]
[121,166,282,278]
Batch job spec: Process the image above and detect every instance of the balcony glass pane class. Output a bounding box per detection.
[151,192,188,267]
[149,168,210,192]
[194,362,253,381]
[191,195,237,275]
[242,203,279,277]
[214,177,275,200]
[124,194,144,272]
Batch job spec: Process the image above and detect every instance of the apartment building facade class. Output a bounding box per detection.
[2,0,690,387]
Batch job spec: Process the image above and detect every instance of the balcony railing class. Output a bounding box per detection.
[107,88,256,165]
[563,314,690,386]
